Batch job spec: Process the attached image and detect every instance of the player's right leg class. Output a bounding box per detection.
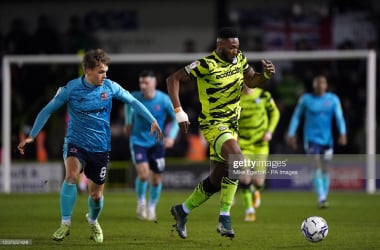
[131,145,150,220]
[87,181,105,243]
[307,142,329,208]
[240,181,256,222]
[52,150,82,241]
[147,144,165,221]
[171,176,220,239]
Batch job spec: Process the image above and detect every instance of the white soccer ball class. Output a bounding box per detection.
[301,216,328,242]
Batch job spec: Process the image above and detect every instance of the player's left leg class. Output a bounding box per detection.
[216,137,243,238]
[148,173,162,221]
[134,162,150,220]
[320,148,333,208]
[84,151,109,243]
[250,147,269,211]
[87,181,105,243]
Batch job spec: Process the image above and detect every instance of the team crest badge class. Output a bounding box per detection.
[101,92,108,100]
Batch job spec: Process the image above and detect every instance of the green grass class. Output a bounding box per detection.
[1,190,380,249]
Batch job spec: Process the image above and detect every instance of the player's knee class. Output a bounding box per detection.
[253,178,265,188]
[65,173,79,184]
[137,174,149,182]
[151,174,162,185]
[89,191,103,202]
[203,176,221,194]
[221,141,241,159]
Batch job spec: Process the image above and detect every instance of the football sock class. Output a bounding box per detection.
[135,177,148,204]
[322,172,330,198]
[149,183,162,207]
[184,177,220,212]
[241,185,253,211]
[250,184,256,193]
[60,181,77,225]
[88,195,104,223]
[312,169,326,202]
[220,177,239,215]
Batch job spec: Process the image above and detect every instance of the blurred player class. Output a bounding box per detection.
[287,75,347,209]
[17,49,162,243]
[238,85,280,221]
[125,70,179,221]
[167,27,275,239]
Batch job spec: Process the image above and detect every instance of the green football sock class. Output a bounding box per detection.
[184,181,213,211]
[220,177,239,214]
[241,188,253,211]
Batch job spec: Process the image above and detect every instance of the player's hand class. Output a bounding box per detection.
[286,135,298,150]
[261,59,275,79]
[17,136,34,155]
[262,131,273,141]
[163,137,175,148]
[175,107,190,134]
[150,121,163,142]
[178,121,190,134]
[338,134,347,146]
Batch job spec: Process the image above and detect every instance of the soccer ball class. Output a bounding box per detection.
[301,216,328,242]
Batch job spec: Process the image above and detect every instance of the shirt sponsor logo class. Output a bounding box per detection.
[81,107,107,115]
[216,67,241,79]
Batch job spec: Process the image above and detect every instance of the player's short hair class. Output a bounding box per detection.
[139,70,156,78]
[217,27,238,39]
[83,48,110,69]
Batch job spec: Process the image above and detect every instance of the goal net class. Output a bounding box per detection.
[1,50,377,193]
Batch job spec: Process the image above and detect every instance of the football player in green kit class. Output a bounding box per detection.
[166,27,276,239]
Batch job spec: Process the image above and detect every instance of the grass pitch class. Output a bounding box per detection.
[1,190,379,249]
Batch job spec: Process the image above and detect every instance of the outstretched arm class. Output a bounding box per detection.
[18,88,67,155]
[244,60,276,88]
[114,83,163,142]
[129,99,163,142]
[166,68,192,134]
